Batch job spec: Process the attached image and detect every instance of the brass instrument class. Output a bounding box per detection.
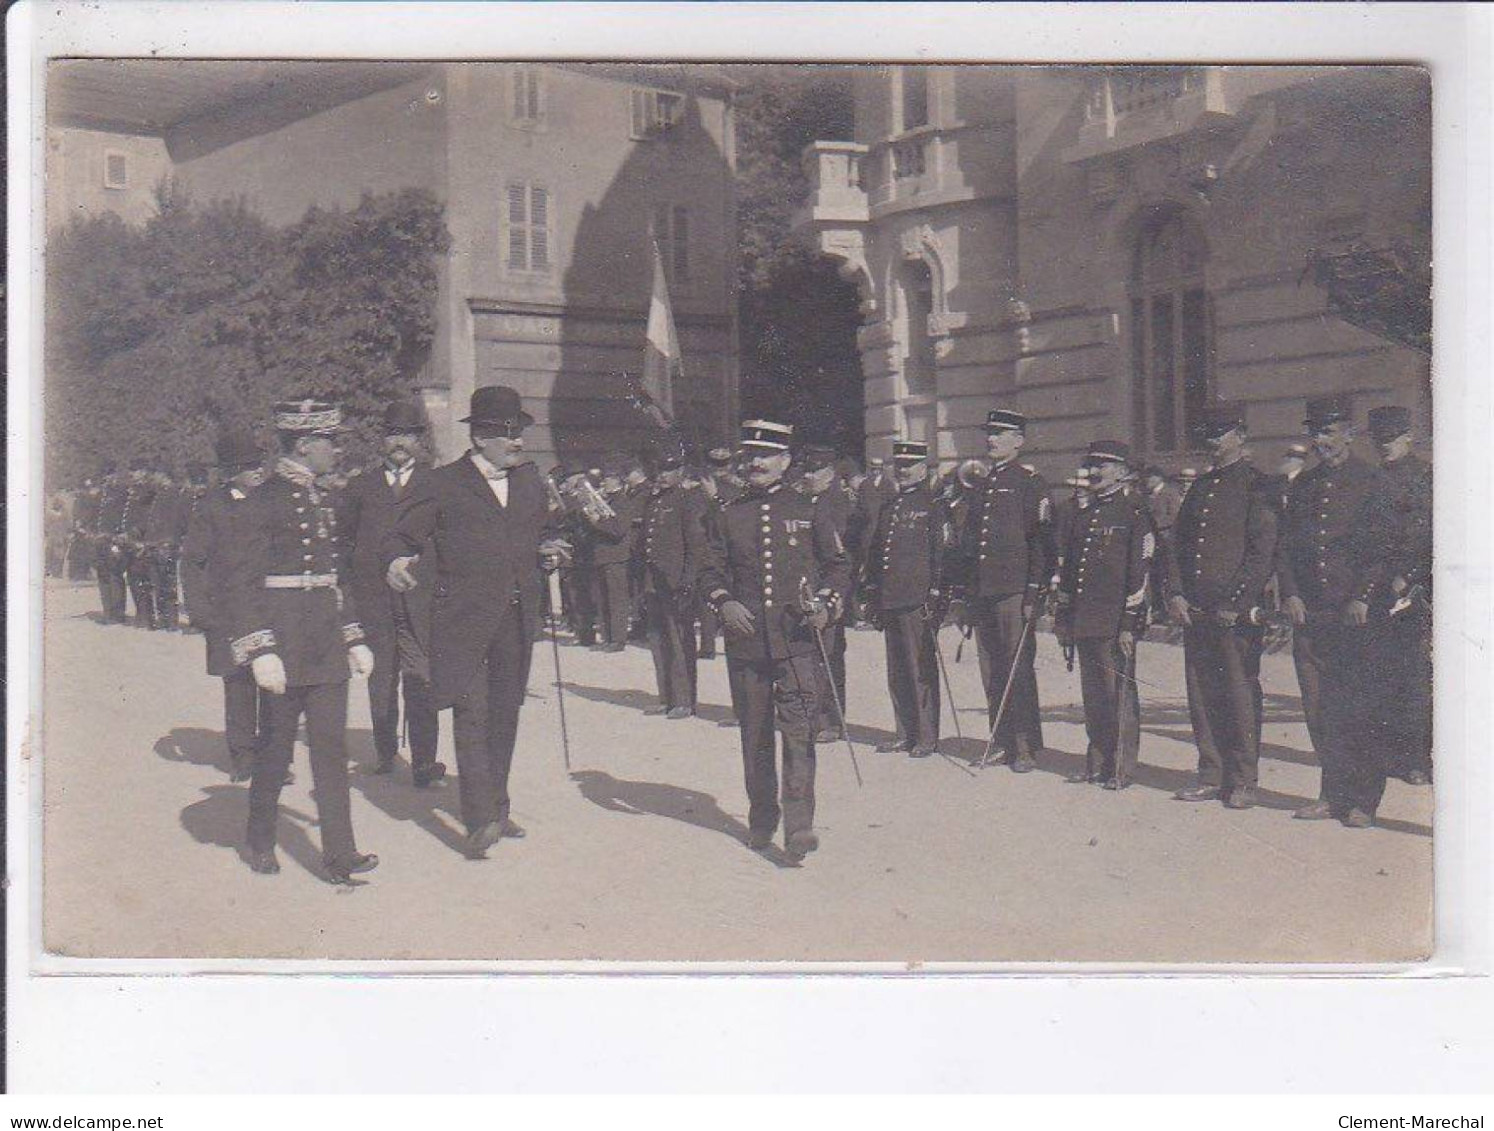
[576,477,617,522]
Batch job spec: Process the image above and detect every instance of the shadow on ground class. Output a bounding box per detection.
[178,783,328,878]
[570,769,800,869]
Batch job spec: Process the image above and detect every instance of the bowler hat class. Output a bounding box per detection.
[382,400,427,434]
[460,385,534,429]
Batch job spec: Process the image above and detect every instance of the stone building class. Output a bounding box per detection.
[48,61,740,466]
[796,65,1432,476]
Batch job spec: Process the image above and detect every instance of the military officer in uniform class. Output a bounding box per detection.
[796,442,854,742]
[695,446,742,658]
[92,464,130,622]
[638,433,708,718]
[70,475,102,582]
[118,459,159,628]
[1167,404,1281,809]
[341,400,443,786]
[1278,394,1384,827]
[1053,442,1153,788]
[140,469,193,631]
[225,400,378,882]
[1357,404,1433,785]
[385,386,565,859]
[863,441,947,758]
[951,409,1053,772]
[181,429,271,783]
[699,419,851,861]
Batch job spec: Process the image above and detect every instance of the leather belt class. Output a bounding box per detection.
[264,573,339,589]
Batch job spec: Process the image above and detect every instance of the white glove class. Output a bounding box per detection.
[348,644,375,678]
[251,653,287,696]
[387,555,420,592]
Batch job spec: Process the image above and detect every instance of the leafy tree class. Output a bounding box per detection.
[732,71,866,459]
[45,185,449,486]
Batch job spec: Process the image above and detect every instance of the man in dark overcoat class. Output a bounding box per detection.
[384,386,564,859]
[342,400,442,785]
[181,430,270,782]
[637,433,708,718]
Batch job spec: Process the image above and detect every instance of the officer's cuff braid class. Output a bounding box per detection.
[231,629,277,666]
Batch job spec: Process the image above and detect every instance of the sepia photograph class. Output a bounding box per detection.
[30,54,1441,966]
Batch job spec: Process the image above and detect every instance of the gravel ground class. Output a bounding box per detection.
[37,580,1432,964]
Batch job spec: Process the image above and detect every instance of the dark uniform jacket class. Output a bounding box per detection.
[588,489,644,568]
[97,479,154,549]
[848,474,896,569]
[1164,459,1279,613]
[143,485,192,552]
[181,483,259,676]
[700,481,852,663]
[864,482,946,612]
[1277,456,1382,614]
[74,486,102,535]
[94,479,128,546]
[223,469,365,687]
[383,455,552,708]
[639,483,708,595]
[1057,486,1154,639]
[953,460,1053,599]
[341,462,434,648]
[1354,454,1432,614]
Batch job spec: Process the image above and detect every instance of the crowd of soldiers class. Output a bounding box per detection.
[54,384,1432,883]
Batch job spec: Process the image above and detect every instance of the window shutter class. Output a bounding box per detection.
[507,184,529,269]
[530,187,550,269]
[513,71,527,119]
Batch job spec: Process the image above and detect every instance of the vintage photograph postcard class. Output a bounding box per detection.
[34,55,1435,965]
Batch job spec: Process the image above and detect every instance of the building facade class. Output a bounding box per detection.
[48,61,739,467]
[796,66,1432,476]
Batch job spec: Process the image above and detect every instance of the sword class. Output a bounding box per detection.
[800,580,863,788]
[547,570,572,772]
[924,619,978,777]
[977,610,1035,770]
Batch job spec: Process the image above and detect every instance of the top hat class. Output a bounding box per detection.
[1199,402,1246,440]
[1367,405,1413,444]
[985,408,1027,433]
[741,419,794,452]
[1085,439,1132,466]
[215,428,264,470]
[1303,394,1353,433]
[893,440,929,463]
[273,398,345,436]
[382,400,427,434]
[460,385,534,430]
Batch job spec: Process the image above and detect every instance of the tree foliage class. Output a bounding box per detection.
[732,71,866,458]
[46,183,450,485]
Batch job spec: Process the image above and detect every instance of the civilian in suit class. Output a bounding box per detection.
[385,386,565,859]
[342,400,443,786]
[181,431,271,783]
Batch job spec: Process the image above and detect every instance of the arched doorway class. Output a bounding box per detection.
[1129,207,1212,455]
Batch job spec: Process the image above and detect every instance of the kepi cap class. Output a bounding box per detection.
[985,409,1027,433]
[1085,439,1132,466]
[1199,402,1246,440]
[893,441,929,463]
[741,419,793,452]
[1367,405,1413,444]
[1303,393,1353,433]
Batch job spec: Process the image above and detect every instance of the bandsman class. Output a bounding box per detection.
[863,441,947,758]
[1278,394,1384,828]
[699,419,851,861]
[107,459,157,627]
[140,468,195,631]
[585,453,643,653]
[638,433,708,718]
[224,400,378,882]
[1167,404,1280,809]
[92,463,130,621]
[342,400,443,786]
[180,429,271,783]
[69,475,102,582]
[1054,441,1153,789]
[951,409,1053,772]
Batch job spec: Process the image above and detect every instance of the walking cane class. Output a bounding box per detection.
[924,619,978,777]
[800,580,863,789]
[977,612,1035,770]
[547,569,573,772]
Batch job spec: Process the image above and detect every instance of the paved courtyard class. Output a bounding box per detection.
[37,580,1432,964]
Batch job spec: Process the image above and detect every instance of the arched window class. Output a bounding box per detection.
[1129,210,1212,454]
[900,259,937,396]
